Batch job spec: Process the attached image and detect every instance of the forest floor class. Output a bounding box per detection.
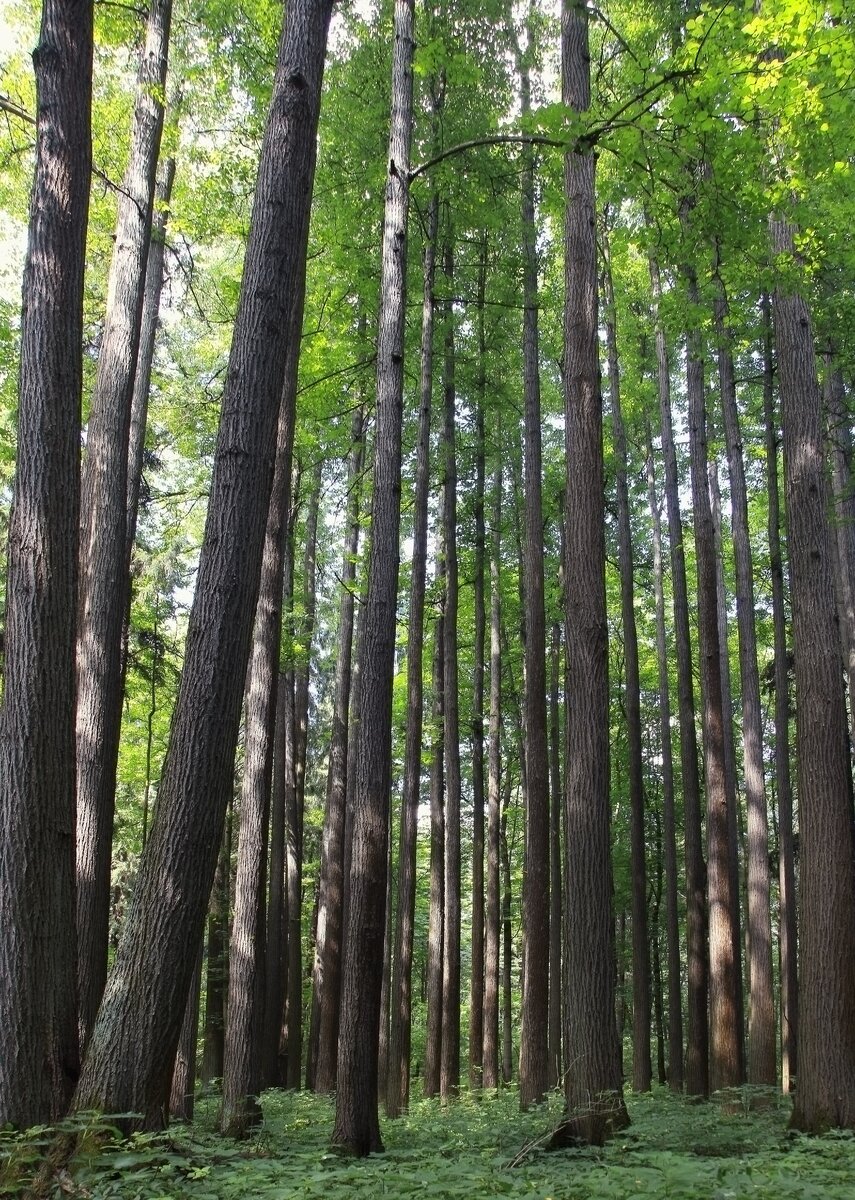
[4,1084,855,1199]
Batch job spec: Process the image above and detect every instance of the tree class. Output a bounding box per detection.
[0,0,93,1128]
[72,0,335,1127]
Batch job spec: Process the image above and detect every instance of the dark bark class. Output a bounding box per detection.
[602,231,651,1093]
[772,217,855,1133]
[311,405,365,1095]
[558,0,628,1143]
[482,454,502,1091]
[170,946,202,1122]
[440,238,462,1103]
[201,813,231,1086]
[423,610,445,1099]
[824,357,855,753]
[643,426,684,1092]
[500,767,515,1086]
[0,0,92,1128]
[332,0,414,1155]
[548,622,563,1089]
[386,195,437,1117]
[73,0,333,1127]
[76,0,172,1053]
[649,252,709,1097]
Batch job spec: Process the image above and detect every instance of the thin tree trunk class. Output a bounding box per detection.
[202,810,231,1086]
[170,946,202,1121]
[650,805,667,1087]
[0,0,93,1127]
[500,768,514,1086]
[332,0,415,1155]
[73,0,334,1127]
[649,251,708,1097]
[558,0,628,1143]
[824,357,855,750]
[643,425,684,1092]
[76,0,172,1053]
[548,622,563,1089]
[482,454,502,1092]
[602,229,651,1093]
[378,817,394,1105]
[424,609,445,1099]
[387,194,437,1117]
[772,215,855,1134]
[440,237,462,1103]
[311,404,365,1095]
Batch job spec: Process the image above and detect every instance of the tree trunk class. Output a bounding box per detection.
[558,0,628,1143]
[170,946,202,1122]
[824,356,855,752]
[761,293,797,1094]
[516,26,550,1113]
[0,0,92,1128]
[482,454,502,1092]
[202,811,231,1086]
[649,251,708,1097]
[76,0,172,1054]
[440,237,462,1104]
[772,216,855,1134]
[73,0,334,1127]
[424,609,445,1099]
[386,195,437,1117]
[332,0,414,1155]
[643,425,684,1092]
[548,622,563,1089]
[602,229,651,1093]
[500,768,515,1087]
[311,405,365,1095]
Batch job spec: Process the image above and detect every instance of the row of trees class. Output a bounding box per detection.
[1,0,854,1156]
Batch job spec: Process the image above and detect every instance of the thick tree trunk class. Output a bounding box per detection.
[386,195,437,1117]
[73,0,333,1127]
[649,252,709,1097]
[482,455,502,1092]
[643,427,684,1092]
[772,216,855,1134]
[311,406,365,1095]
[516,37,550,1114]
[440,238,462,1103]
[761,293,797,1094]
[332,0,414,1155]
[558,0,628,1143]
[76,0,172,1053]
[423,610,445,1099]
[0,0,92,1128]
[602,233,651,1094]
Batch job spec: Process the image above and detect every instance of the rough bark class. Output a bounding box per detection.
[0,0,92,1128]
[423,609,445,1099]
[311,405,365,1095]
[548,622,563,1089]
[643,427,684,1092]
[386,195,437,1117]
[500,768,515,1086]
[73,0,333,1127]
[170,946,202,1121]
[482,454,502,1092]
[649,252,709,1096]
[824,358,855,752]
[602,232,651,1093]
[557,0,628,1143]
[332,0,414,1155]
[201,814,231,1086]
[76,0,172,1053]
[772,216,855,1133]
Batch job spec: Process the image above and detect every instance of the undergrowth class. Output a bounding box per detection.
[3,1085,855,1199]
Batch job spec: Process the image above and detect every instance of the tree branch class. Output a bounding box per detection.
[409,134,563,182]
[0,94,36,125]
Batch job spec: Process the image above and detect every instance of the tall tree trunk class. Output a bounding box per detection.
[482,455,502,1091]
[73,0,334,1127]
[515,22,550,1113]
[683,256,743,1095]
[423,608,445,1099]
[311,405,365,1095]
[0,0,93,1128]
[650,806,667,1086]
[602,229,651,1093]
[170,947,202,1121]
[387,195,437,1117]
[469,241,487,1093]
[332,0,415,1155]
[643,425,684,1092]
[500,767,515,1087]
[715,263,776,1086]
[440,237,462,1103]
[772,216,855,1134]
[548,622,563,1089]
[761,293,797,1094]
[824,356,855,749]
[202,810,231,1086]
[558,0,628,1143]
[76,0,172,1053]
[221,290,303,1135]
[649,252,708,1096]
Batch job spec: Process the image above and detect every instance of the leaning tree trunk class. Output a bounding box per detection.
[201,810,231,1086]
[772,216,855,1134]
[332,0,415,1156]
[76,0,172,1054]
[0,0,93,1128]
[221,284,303,1136]
[386,194,437,1118]
[558,0,628,1144]
[602,230,651,1094]
[73,0,334,1128]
